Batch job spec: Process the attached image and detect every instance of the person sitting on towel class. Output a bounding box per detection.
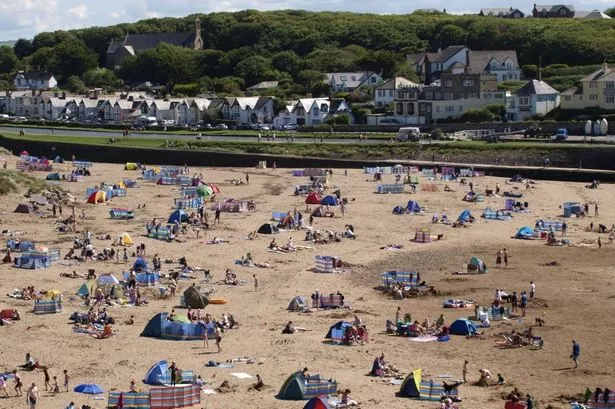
[269,238,278,250]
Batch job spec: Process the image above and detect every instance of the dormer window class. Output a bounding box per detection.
[340,76,347,81]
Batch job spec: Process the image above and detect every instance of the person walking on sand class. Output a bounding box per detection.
[13,370,23,396]
[245,173,249,184]
[169,362,177,387]
[595,203,599,216]
[463,360,469,383]
[42,367,51,391]
[571,340,580,368]
[253,274,258,291]
[63,369,70,392]
[340,201,346,218]
[26,383,39,409]
[503,248,509,268]
[214,208,221,225]
[530,281,536,300]
[215,326,222,353]
[496,250,502,268]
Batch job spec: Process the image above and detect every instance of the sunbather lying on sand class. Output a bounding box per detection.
[60,271,86,279]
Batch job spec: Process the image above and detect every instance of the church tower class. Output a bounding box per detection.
[194,16,203,50]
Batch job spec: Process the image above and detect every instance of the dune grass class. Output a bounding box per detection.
[0,168,64,196]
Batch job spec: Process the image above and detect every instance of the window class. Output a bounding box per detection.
[606,81,615,89]
[494,93,503,98]
[445,106,455,113]
[435,92,441,100]
[389,90,394,97]
[589,82,597,89]
[606,96,614,103]
[351,76,356,81]
[519,97,529,105]
[564,95,571,101]
[459,105,463,113]
[463,80,474,87]
[406,103,414,115]
[371,77,377,83]
[435,106,440,113]
[396,103,404,115]
[590,94,598,101]
[444,93,453,100]
[560,8,566,15]
[340,76,347,81]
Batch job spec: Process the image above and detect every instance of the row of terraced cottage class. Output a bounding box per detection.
[3,46,615,127]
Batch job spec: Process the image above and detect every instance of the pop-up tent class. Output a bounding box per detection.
[46,172,61,181]
[515,226,534,239]
[392,206,406,215]
[305,192,321,205]
[325,321,353,343]
[457,209,473,223]
[183,286,209,309]
[143,360,194,385]
[133,257,148,272]
[257,223,279,234]
[277,371,337,400]
[467,256,487,273]
[196,184,214,198]
[14,203,35,213]
[407,200,421,213]
[168,209,188,224]
[87,191,106,204]
[320,195,338,206]
[118,232,134,246]
[449,318,478,336]
[303,396,333,409]
[125,162,138,170]
[288,296,308,311]
[141,312,215,341]
[398,369,459,400]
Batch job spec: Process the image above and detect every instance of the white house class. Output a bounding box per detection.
[273,98,350,127]
[77,99,101,121]
[506,79,560,121]
[144,100,180,122]
[468,50,521,82]
[13,72,57,90]
[228,97,275,125]
[7,91,34,116]
[375,77,420,108]
[324,72,384,93]
[40,97,69,120]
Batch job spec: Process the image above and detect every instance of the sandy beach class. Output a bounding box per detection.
[0,153,613,409]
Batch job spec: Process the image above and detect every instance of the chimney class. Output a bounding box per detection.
[465,50,471,73]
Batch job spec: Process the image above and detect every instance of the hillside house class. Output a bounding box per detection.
[506,79,560,121]
[560,63,615,110]
[375,77,420,108]
[324,72,383,93]
[13,72,57,90]
[273,98,350,128]
[532,4,575,17]
[479,7,525,18]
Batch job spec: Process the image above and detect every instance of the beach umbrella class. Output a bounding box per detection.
[74,383,104,394]
[196,184,213,198]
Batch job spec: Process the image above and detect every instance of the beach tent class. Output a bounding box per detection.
[288,296,308,311]
[14,203,34,213]
[450,318,477,335]
[457,209,473,223]
[325,321,353,342]
[257,223,279,234]
[303,396,333,409]
[98,274,120,285]
[54,156,64,163]
[87,190,106,204]
[515,226,535,239]
[125,162,138,170]
[320,195,338,206]
[463,191,477,202]
[398,369,458,400]
[407,200,421,213]
[183,286,209,309]
[168,209,188,224]
[46,172,61,181]
[392,206,406,215]
[563,202,582,218]
[196,184,214,198]
[143,360,194,385]
[141,312,215,341]
[305,192,322,205]
[133,257,148,272]
[118,232,134,246]
[468,256,487,273]
[76,282,94,297]
[277,371,337,400]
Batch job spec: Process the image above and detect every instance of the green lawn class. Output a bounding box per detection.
[3,131,614,160]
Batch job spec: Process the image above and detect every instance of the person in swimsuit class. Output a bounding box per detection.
[26,383,39,408]
[13,370,23,396]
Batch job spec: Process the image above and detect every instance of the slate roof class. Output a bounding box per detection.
[469,50,519,72]
[516,80,559,97]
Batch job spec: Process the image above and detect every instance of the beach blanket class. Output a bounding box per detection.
[408,336,438,342]
[231,373,253,379]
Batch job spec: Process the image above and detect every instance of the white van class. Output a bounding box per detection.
[135,116,158,127]
[396,127,421,141]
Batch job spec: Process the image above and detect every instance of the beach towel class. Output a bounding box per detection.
[231,373,253,379]
[408,336,438,342]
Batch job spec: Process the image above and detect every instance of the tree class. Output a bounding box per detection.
[29,47,56,72]
[459,108,494,123]
[521,64,538,79]
[173,83,200,96]
[234,55,275,86]
[53,39,98,79]
[13,39,33,59]
[0,46,18,74]
[605,8,615,18]
[83,68,120,88]
[271,51,301,75]
[66,75,87,93]
[325,113,350,125]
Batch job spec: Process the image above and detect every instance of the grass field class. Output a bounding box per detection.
[3,131,614,162]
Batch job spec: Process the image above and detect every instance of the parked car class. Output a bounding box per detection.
[554,128,568,141]
[396,127,421,142]
[283,124,299,131]
[216,123,228,130]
